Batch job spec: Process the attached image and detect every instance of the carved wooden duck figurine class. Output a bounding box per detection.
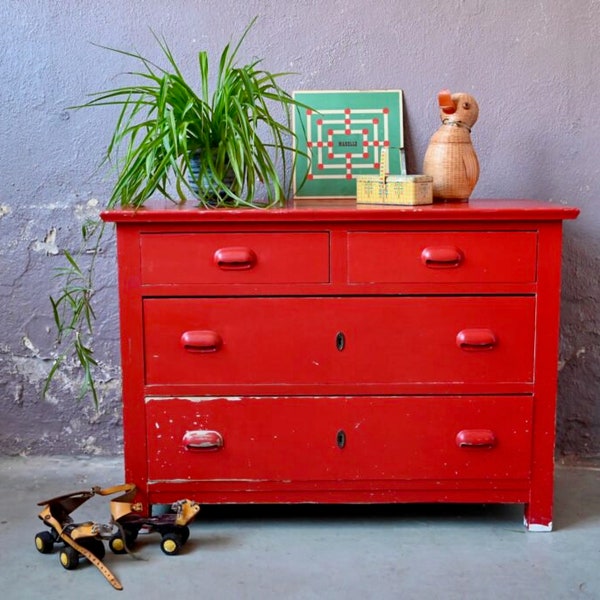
[423,89,479,202]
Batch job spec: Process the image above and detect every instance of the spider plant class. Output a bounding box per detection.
[45,19,310,406]
[82,16,306,208]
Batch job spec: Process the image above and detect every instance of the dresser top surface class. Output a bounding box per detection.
[101,198,580,224]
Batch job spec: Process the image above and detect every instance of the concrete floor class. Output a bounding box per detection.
[1,456,599,599]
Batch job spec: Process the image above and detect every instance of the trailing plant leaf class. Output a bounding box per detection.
[44,220,104,408]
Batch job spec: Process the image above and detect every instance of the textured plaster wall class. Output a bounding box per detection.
[0,0,597,456]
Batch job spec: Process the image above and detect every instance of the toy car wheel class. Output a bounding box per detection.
[109,531,135,555]
[35,531,55,554]
[174,525,190,545]
[160,533,182,556]
[59,546,80,570]
[79,537,106,560]
[125,527,139,543]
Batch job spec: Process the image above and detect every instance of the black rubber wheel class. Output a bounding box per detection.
[174,525,190,545]
[59,546,79,570]
[125,527,139,543]
[79,537,106,560]
[34,531,55,554]
[109,532,132,554]
[160,533,182,556]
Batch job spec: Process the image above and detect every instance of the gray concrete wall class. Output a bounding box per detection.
[0,0,597,456]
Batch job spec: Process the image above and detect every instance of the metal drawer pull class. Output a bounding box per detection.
[336,331,346,351]
[183,430,224,451]
[336,430,346,449]
[180,330,222,353]
[214,246,257,270]
[421,246,463,268]
[456,328,497,351]
[456,429,496,448]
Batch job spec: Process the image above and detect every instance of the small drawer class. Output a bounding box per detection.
[146,396,533,483]
[140,232,330,284]
[347,231,537,284]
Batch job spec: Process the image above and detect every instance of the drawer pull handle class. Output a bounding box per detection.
[456,429,496,448]
[421,246,463,268]
[336,430,346,449]
[214,246,257,270]
[336,332,346,351]
[183,430,224,451]
[181,330,222,353]
[456,328,497,351]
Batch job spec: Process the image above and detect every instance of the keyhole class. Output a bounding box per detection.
[336,430,346,449]
[336,331,345,351]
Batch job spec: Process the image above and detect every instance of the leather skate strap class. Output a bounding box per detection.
[93,483,136,497]
[59,530,123,591]
[41,507,123,591]
[93,483,138,523]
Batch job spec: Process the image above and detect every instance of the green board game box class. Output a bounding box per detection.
[293,90,405,198]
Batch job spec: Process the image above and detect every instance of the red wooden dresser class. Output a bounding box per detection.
[102,198,579,531]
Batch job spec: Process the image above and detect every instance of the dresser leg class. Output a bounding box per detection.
[524,506,553,532]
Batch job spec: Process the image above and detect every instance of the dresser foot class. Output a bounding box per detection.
[524,515,553,532]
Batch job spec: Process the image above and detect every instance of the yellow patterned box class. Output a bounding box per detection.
[357,173,433,205]
[356,175,385,203]
[356,148,432,205]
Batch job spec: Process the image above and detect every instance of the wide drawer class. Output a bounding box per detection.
[143,296,535,386]
[140,232,330,285]
[146,396,533,482]
[347,231,537,284]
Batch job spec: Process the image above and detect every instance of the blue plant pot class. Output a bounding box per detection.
[188,154,235,204]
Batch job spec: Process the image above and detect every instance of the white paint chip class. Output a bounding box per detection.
[32,227,59,255]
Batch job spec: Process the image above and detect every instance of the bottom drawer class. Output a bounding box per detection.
[146,396,532,483]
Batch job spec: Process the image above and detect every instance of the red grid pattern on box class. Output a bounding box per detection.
[305,107,391,180]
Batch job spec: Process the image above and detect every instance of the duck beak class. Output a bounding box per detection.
[438,89,456,115]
